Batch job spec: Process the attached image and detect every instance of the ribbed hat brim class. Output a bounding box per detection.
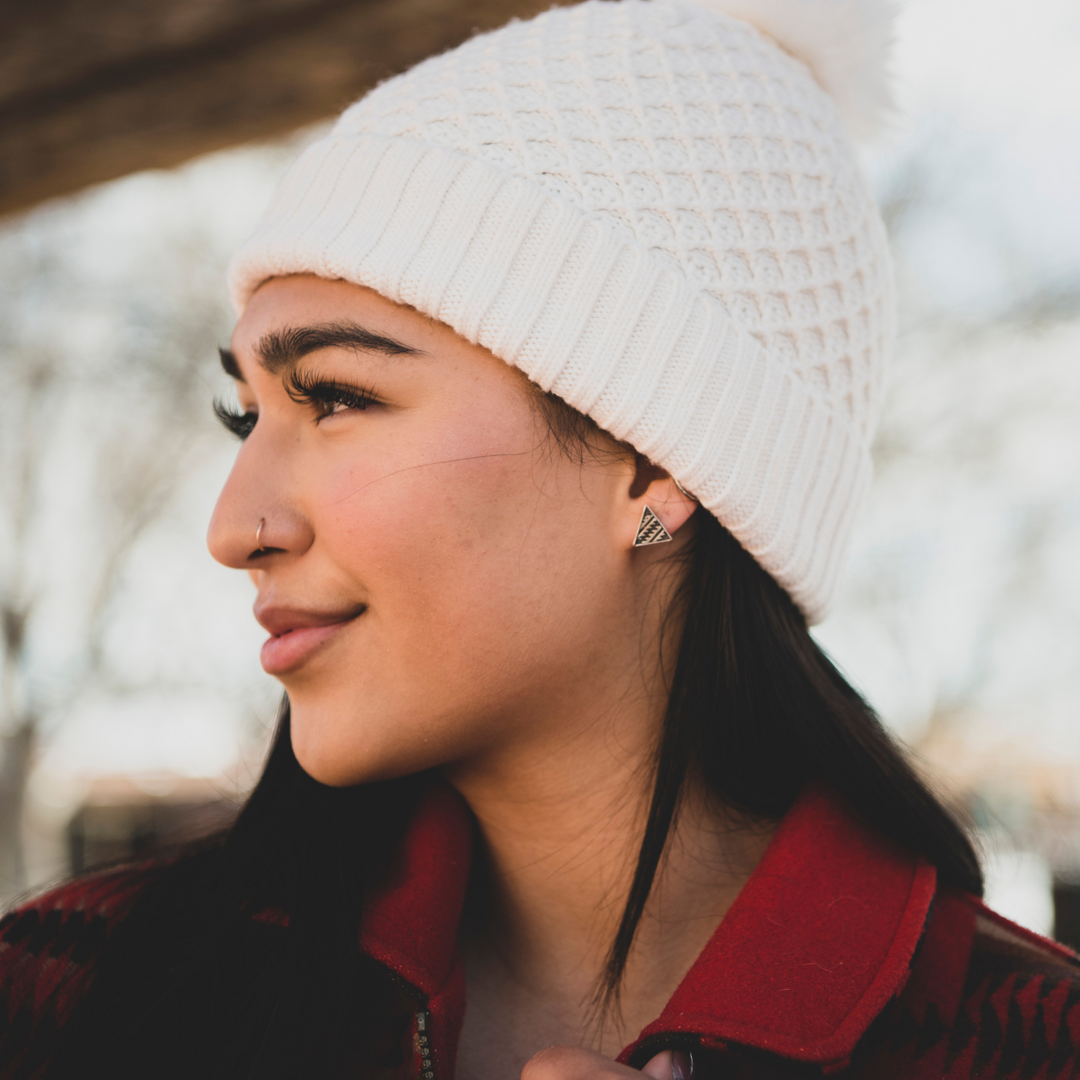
[229,134,871,623]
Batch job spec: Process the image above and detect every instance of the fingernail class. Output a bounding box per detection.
[671,1050,693,1080]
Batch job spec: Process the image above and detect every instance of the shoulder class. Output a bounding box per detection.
[955,899,1080,1075]
[965,895,1080,982]
[855,888,1080,1079]
[0,864,153,1078]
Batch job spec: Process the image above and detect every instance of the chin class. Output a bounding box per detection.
[290,721,379,788]
[287,696,436,788]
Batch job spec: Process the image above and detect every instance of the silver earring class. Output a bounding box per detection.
[633,505,673,547]
[673,477,696,501]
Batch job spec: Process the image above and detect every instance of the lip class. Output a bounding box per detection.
[255,604,366,675]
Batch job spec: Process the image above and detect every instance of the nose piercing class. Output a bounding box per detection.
[255,518,267,552]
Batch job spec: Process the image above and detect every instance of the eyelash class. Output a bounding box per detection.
[213,372,381,441]
[214,400,257,440]
[285,369,380,417]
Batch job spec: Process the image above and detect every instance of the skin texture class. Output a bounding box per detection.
[208,275,772,1080]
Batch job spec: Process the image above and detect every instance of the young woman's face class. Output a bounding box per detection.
[209,276,691,786]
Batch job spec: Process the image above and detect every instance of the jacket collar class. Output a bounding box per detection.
[620,788,937,1068]
[359,784,936,1070]
[359,783,474,997]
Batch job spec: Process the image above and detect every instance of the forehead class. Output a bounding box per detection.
[232,275,432,356]
[227,273,531,394]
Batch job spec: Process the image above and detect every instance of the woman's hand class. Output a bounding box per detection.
[522,1046,693,1080]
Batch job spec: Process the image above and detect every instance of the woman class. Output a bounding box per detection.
[2,0,1078,1077]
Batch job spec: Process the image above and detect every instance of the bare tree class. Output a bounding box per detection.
[0,201,234,898]
[826,135,1080,791]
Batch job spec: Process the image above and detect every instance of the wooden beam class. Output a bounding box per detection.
[0,0,565,217]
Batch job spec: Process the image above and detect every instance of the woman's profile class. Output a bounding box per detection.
[2,0,1078,1077]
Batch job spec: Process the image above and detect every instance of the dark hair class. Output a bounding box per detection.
[45,396,981,1079]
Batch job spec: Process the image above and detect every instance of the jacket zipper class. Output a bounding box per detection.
[415,1008,435,1080]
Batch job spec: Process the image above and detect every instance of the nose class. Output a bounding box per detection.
[207,436,314,569]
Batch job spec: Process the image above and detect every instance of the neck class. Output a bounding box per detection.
[446,693,773,1065]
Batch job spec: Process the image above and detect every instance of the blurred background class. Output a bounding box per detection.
[1,0,1078,940]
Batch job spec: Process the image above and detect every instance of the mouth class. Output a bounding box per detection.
[256,605,366,676]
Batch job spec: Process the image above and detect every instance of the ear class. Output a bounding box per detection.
[620,456,698,551]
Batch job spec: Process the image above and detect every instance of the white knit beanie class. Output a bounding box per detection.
[228,0,896,623]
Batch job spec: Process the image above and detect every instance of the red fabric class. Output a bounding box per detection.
[5,785,1080,1079]
[0,865,147,1079]
[346,783,1080,1079]
[358,784,472,1080]
[849,887,1080,1079]
[620,788,936,1068]
[964,893,1079,963]
[359,784,472,996]
[891,886,976,1032]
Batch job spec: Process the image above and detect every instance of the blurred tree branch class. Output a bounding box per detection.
[0,211,231,896]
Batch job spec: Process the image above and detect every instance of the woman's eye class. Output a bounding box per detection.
[285,372,380,420]
[213,400,257,440]
[211,376,378,439]
[320,398,359,417]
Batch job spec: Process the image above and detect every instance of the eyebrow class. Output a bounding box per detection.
[218,321,423,382]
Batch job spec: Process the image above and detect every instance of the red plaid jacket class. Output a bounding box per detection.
[2,787,1079,1079]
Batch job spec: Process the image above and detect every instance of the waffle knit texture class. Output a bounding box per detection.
[227,0,896,622]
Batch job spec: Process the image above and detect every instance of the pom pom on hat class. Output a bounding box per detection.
[683,0,897,138]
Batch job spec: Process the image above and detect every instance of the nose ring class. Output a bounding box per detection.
[255,518,267,552]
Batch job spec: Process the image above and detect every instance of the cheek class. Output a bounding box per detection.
[315,430,617,686]
[286,403,627,786]
[314,423,516,578]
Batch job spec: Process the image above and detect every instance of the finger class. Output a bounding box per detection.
[641,1050,693,1080]
[641,1051,673,1080]
[522,1046,641,1080]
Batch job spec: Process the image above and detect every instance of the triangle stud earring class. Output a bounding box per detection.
[633,505,673,547]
